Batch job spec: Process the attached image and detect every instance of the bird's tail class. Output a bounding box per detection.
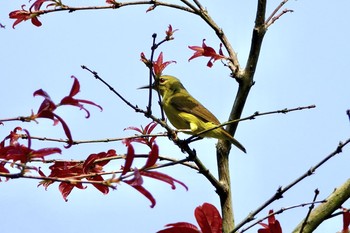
[229,137,246,153]
[221,129,246,153]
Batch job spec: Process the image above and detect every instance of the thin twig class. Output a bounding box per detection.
[146,33,166,120]
[0,116,33,122]
[146,33,157,115]
[20,133,168,145]
[30,1,196,17]
[82,65,141,112]
[186,105,316,143]
[299,189,320,233]
[266,9,294,28]
[265,0,289,23]
[179,0,199,12]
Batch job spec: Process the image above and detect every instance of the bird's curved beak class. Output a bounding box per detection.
[138,82,156,90]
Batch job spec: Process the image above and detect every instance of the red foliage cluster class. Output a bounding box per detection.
[0,127,61,180]
[38,149,116,201]
[9,0,61,28]
[258,210,282,233]
[141,51,176,78]
[31,76,102,148]
[121,122,188,207]
[188,39,227,68]
[29,122,188,205]
[165,24,178,41]
[158,203,222,233]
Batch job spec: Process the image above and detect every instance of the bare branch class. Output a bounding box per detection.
[299,189,321,233]
[265,0,289,23]
[29,1,195,16]
[20,133,168,145]
[266,9,294,28]
[186,105,316,143]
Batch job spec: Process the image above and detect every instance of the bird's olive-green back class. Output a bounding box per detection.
[157,75,221,125]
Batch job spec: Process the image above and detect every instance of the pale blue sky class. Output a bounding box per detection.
[1,0,350,232]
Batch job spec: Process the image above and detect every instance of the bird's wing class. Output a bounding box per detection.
[170,93,221,125]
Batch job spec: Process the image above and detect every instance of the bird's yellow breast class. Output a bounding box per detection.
[162,97,191,130]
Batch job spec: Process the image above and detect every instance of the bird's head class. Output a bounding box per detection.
[139,75,185,96]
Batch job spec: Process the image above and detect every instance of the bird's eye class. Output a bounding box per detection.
[159,78,165,83]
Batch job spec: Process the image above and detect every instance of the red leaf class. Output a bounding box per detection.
[124,126,143,134]
[123,122,158,147]
[29,0,49,11]
[258,210,282,233]
[129,183,156,208]
[31,15,42,27]
[140,170,188,191]
[268,210,282,233]
[0,161,9,181]
[144,121,158,134]
[59,76,103,118]
[58,182,86,202]
[143,143,159,169]
[165,24,178,40]
[83,150,116,174]
[87,175,109,195]
[195,203,222,233]
[342,208,350,232]
[157,222,200,233]
[122,144,135,175]
[30,147,62,160]
[33,89,57,112]
[152,52,176,77]
[52,113,73,148]
[69,75,80,97]
[124,168,156,208]
[188,39,226,68]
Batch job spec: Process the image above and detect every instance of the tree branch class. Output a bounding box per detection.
[215,1,267,232]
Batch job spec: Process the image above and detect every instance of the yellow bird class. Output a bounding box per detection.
[142,75,246,153]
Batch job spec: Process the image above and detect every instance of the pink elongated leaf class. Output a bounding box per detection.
[157,222,200,233]
[30,147,62,160]
[33,88,51,99]
[87,175,110,195]
[0,162,10,181]
[258,210,282,233]
[341,208,350,233]
[33,89,57,112]
[59,97,102,118]
[129,183,156,208]
[143,143,159,169]
[195,203,222,233]
[52,113,73,148]
[83,149,116,174]
[144,121,158,134]
[153,52,177,77]
[59,76,103,118]
[122,144,135,175]
[124,126,143,134]
[58,182,86,202]
[124,168,156,208]
[69,75,80,97]
[124,168,143,186]
[140,170,188,191]
[123,122,159,147]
